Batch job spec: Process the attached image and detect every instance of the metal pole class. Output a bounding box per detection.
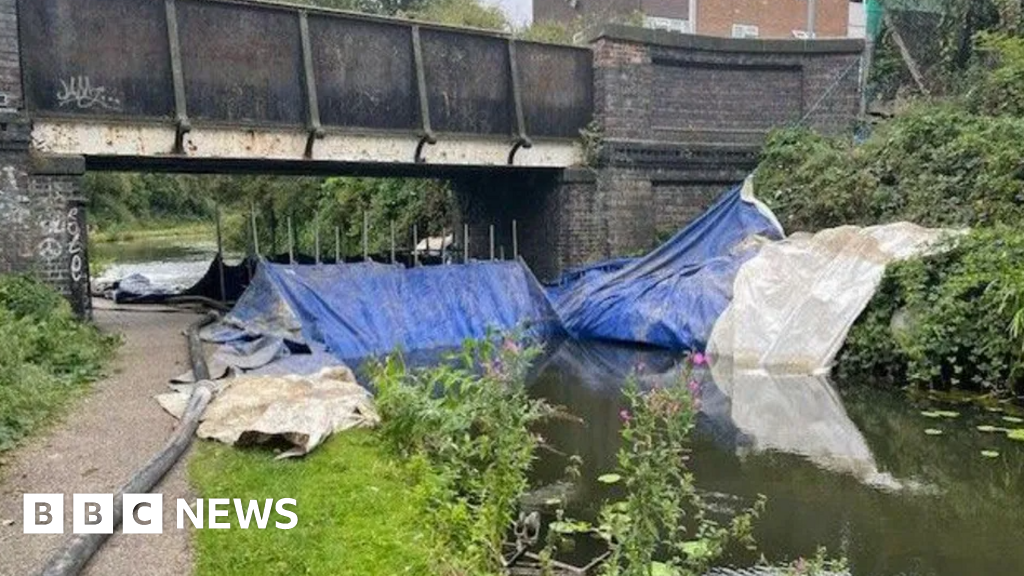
[441,228,448,263]
[390,220,396,264]
[500,245,505,260]
[287,216,294,265]
[489,224,495,261]
[335,226,340,264]
[366,212,372,261]
[314,217,321,265]
[412,224,419,267]
[512,219,518,260]
[215,203,225,302]
[463,223,469,263]
[250,201,260,257]
[807,0,816,38]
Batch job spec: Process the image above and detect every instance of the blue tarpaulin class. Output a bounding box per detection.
[212,260,563,363]
[206,180,782,369]
[546,181,783,351]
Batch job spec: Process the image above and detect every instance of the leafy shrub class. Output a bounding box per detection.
[594,356,765,576]
[0,276,117,451]
[836,227,1024,395]
[756,107,1024,233]
[970,33,1024,117]
[370,336,549,574]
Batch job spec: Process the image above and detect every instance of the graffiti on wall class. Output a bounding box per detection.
[56,76,122,111]
[67,207,84,282]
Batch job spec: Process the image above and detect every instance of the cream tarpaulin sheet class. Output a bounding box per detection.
[158,366,379,458]
[707,222,952,374]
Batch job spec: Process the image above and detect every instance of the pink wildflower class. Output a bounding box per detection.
[619,409,631,423]
[688,379,700,395]
[692,352,707,366]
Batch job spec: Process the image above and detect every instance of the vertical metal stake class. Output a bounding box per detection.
[362,212,369,262]
[489,224,495,261]
[250,201,260,257]
[500,245,505,260]
[215,203,226,302]
[335,226,341,265]
[512,219,518,260]
[314,217,321,265]
[390,220,396,264]
[441,228,448,263]
[288,216,294,265]
[413,224,420,267]
[464,223,470,263]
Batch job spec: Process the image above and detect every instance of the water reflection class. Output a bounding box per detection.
[529,340,1024,575]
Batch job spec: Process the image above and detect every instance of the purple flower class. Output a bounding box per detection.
[619,409,631,423]
[688,379,700,395]
[692,352,707,366]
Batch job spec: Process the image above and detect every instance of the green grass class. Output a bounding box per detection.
[189,429,436,576]
[90,220,214,244]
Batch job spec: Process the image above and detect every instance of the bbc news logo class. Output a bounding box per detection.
[23,494,297,534]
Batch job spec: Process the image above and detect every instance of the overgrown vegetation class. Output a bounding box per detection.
[755,33,1024,395]
[541,356,766,576]
[371,337,550,574]
[0,276,117,452]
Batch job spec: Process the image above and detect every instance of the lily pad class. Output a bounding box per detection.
[1001,416,1024,424]
[597,473,622,484]
[924,428,943,436]
[977,425,1007,433]
[920,411,942,418]
[1007,429,1024,442]
[981,450,1000,458]
[936,410,960,418]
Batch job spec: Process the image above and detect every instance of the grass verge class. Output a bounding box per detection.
[0,275,118,454]
[189,429,435,576]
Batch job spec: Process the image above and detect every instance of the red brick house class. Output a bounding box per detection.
[533,0,867,40]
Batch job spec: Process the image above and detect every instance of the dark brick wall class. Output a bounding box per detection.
[594,27,864,145]
[0,0,20,109]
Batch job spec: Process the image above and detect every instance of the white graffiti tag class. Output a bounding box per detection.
[67,207,84,282]
[0,165,29,226]
[56,76,122,111]
[37,237,62,261]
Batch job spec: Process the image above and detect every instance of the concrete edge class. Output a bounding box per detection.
[587,24,865,55]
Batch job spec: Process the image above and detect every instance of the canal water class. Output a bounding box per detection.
[97,238,1024,575]
[528,340,1024,576]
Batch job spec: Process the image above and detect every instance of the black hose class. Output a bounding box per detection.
[36,312,219,576]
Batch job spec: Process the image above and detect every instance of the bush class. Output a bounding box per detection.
[370,336,549,574]
[836,227,1024,395]
[755,107,1024,233]
[0,276,117,451]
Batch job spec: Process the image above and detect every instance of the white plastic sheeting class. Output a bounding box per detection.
[708,222,952,374]
[158,366,379,458]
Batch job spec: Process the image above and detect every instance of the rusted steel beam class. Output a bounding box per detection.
[299,11,325,158]
[411,25,436,164]
[165,0,191,154]
[506,39,532,165]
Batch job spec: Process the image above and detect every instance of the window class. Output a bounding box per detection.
[731,24,759,38]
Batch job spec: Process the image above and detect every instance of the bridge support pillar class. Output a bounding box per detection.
[0,116,89,317]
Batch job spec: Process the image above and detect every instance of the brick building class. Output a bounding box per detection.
[534,0,867,40]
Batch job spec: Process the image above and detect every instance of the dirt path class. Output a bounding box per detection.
[0,304,202,576]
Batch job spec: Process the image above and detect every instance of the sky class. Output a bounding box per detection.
[481,0,532,27]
